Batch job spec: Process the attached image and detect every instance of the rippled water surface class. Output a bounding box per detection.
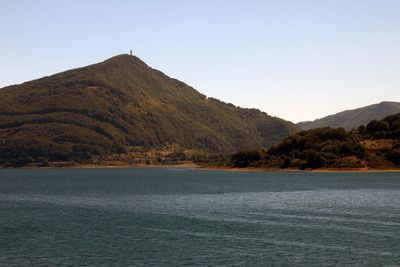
[0,168,399,266]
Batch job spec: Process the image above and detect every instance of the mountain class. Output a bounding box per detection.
[0,54,298,165]
[230,113,400,169]
[297,101,400,130]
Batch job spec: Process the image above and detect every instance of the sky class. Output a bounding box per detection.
[1,0,399,123]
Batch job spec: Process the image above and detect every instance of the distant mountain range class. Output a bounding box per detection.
[297,101,400,130]
[0,54,298,165]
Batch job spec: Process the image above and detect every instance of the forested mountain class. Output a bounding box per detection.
[0,54,298,165]
[231,113,400,169]
[298,101,400,130]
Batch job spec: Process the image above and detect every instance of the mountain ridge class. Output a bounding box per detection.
[297,101,400,130]
[0,54,298,165]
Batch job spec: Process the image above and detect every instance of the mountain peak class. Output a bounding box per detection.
[99,54,149,69]
[104,53,139,62]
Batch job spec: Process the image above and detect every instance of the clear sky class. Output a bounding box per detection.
[1,0,399,122]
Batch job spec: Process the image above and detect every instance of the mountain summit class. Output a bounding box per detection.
[0,54,298,163]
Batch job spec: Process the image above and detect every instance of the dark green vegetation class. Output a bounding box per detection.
[231,113,400,169]
[0,55,298,167]
[298,101,400,130]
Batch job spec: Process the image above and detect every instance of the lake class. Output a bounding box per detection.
[0,168,399,266]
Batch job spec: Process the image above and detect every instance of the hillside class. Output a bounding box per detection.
[230,113,400,169]
[0,54,298,166]
[298,101,400,130]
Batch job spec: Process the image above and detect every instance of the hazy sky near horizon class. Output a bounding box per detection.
[1,0,399,122]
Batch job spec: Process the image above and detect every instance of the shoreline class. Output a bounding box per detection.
[199,165,400,173]
[3,163,400,173]
[75,162,200,169]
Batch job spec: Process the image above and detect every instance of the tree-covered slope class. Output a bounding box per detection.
[298,101,400,130]
[230,113,400,169]
[0,54,298,165]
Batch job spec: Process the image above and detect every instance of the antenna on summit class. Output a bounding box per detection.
[129,50,132,56]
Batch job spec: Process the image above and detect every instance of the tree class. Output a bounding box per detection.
[281,157,292,169]
[305,150,326,169]
[387,150,400,165]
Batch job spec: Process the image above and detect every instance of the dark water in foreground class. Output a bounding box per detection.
[0,168,399,266]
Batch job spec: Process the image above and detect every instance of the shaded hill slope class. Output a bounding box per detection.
[0,54,298,164]
[230,113,400,169]
[298,101,400,130]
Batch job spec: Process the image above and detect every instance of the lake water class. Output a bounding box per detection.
[0,168,399,266]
